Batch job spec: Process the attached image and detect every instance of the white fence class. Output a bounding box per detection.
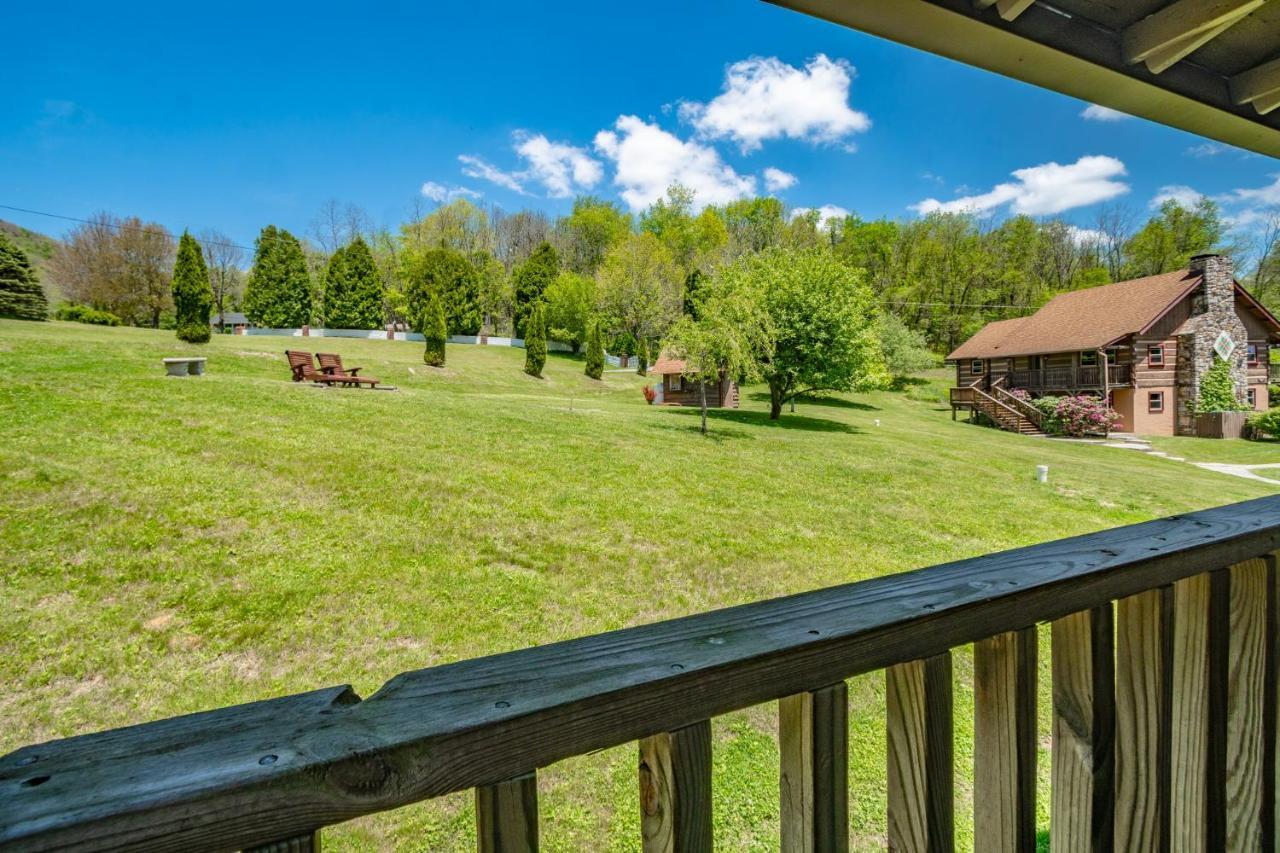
[244,327,575,352]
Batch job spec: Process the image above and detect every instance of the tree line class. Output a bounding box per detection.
[7,185,1276,361]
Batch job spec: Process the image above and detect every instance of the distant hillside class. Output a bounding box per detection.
[1,219,61,301]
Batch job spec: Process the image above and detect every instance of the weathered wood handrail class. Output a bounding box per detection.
[3,496,1280,851]
[993,386,1045,430]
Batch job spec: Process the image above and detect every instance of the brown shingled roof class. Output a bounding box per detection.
[650,354,685,375]
[947,269,1201,360]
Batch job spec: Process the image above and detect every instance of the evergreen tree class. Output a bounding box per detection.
[403,248,483,335]
[323,237,384,329]
[584,318,604,380]
[524,302,547,377]
[171,232,213,343]
[512,241,558,337]
[0,233,48,321]
[243,225,312,327]
[422,291,448,367]
[321,245,349,327]
[635,335,649,376]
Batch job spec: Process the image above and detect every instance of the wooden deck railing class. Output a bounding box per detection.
[1007,364,1131,391]
[3,496,1280,852]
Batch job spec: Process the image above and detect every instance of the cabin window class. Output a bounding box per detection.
[1247,343,1259,366]
[1247,388,1257,408]
[668,374,682,392]
[1105,349,1118,366]
[1148,391,1164,414]
[1080,351,1098,367]
[971,359,985,375]
[1148,344,1164,366]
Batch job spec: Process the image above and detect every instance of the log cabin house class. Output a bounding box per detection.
[948,254,1280,436]
[650,354,740,408]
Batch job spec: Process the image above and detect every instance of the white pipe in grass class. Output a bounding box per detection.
[1036,465,1049,483]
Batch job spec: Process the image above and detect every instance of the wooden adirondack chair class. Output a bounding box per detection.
[285,350,367,387]
[315,352,380,387]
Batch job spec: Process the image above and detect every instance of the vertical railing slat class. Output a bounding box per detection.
[1050,605,1114,853]
[639,720,713,853]
[245,833,321,852]
[1115,587,1171,852]
[974,628,1037,853]
[780,682,849,853]
[1265,554,1278,852]
[887,653,954,853]
[1170,572,1211,853]
[1225,558,1270,850]
[1206,569,1230,851]
[477,772,538,853]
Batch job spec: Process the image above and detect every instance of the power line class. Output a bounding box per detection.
[0,204,254,252]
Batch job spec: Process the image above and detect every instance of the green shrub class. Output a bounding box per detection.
[584,319,604,380]
[524,303,546,378]
[1270,384,1280,402]
[1195,356,1247,413]
[1247,407,1280,439]
[55,304,121,326]
[422,292,447,367]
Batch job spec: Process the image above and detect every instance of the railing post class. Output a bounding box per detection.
[887,653,954,853]
[639,720,713,853]
[974,629,1037,853]
[1170,572,1212,851]
[477,772,538,853]
[780,683,848,853]
[1115,587,1171,852]
[1051,605,1114,853]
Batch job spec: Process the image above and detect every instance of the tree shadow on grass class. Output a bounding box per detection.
[743,390,879,412]
[660,406,861,435]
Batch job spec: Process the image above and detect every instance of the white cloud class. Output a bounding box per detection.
[420,181,482,202]
[512,133,603,198]
[1226,174,1280,207]
[594,115,756,211]
[763,167,797,193]
[1186,142,1227,158]
[459,133,603,198]
[1081,104,1129,122]
[791,204,850,230]
[459,154,526,194]
[681,54,870,153]
[1067,225,1105,247]
[1149,184,1203,209]
[912,155,1129,217]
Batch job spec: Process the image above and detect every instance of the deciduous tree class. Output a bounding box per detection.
[596,232,681,346]
[543,271,595,352]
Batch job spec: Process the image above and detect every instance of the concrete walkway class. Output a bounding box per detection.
[1052,432,1280,486]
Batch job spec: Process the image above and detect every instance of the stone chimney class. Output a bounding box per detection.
[1175,253,1248,433]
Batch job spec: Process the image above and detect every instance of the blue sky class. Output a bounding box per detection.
[4,0,1279,248]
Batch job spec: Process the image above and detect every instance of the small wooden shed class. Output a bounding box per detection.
[650,354,739,408]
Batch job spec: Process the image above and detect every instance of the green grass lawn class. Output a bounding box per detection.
[1,320,1274,851]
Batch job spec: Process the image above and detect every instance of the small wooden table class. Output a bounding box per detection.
[163,357,207,376]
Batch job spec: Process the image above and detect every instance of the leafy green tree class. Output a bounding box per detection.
[584,318,604,379]
[596,232,682,346]
[472,251,511,332]
[561,196,632,274]
[544,271,596,352]
[422,291,447,367]
[1196,356,1247,413]
[662,274,768,433]
[323,237,384,329]
[401,198,495,255]
[0,233,48,320]
[524,302,547,377]
[1123,198,1226,278]
[878,314,935,380]
[403,248,483,335]
[724,248,887,419]
[171,232,213,343]
[512,242,559,337]
[243,225,312,327]
[724,197,785,257]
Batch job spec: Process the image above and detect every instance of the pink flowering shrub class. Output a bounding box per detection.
[1007,388,1032,402]
[1051,395,1121,437]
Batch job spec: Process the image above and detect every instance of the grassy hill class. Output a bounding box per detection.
[0,219,60,302]
[0,320,1272,851]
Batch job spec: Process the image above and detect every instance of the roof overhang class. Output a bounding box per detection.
[764,0,1280,158]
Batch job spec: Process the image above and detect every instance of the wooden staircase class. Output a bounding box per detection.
[971,387,1045,436]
